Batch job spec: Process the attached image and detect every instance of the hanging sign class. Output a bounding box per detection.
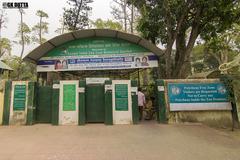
[13,85,26,111]
[115,84,128,111]
[36,37,158,72]
[63,84,76,111]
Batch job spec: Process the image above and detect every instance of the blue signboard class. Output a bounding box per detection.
[168,83,229,103]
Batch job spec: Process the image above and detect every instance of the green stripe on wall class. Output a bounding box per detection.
[2,81,11,125]
[79,80,86,125]
[52,81,59,125]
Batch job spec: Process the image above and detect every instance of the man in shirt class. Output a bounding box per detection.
[137,87,146,121]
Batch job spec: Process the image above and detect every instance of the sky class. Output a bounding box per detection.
[0,0,113,57]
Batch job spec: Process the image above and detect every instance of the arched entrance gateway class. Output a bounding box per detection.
[23,29,164,125]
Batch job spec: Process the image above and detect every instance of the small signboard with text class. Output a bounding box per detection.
[13,85,26,111]
[167,82,232,111]
[63,84,76,111]
[115,84,128,111]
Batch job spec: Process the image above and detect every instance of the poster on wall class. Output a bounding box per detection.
[63,84,76,111]
[167,82,232,111]
[115,84,128,111]
[13,85,26,111]
[36,37,158,72]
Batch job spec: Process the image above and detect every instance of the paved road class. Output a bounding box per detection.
[0,122,239,160]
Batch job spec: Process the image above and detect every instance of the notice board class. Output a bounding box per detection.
[115,84,128,111]
[13,85,26,111]
[63,84,76,111]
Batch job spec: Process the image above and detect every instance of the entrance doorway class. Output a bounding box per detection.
[36,86,52,123]
[86,84,105,123]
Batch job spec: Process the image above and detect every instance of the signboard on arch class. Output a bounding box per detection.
[36,37,158,72]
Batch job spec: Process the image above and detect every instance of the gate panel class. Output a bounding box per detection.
[59,81,79,125]
[112,80,132,124]
[86,84,105,122]
[36,86,52,123]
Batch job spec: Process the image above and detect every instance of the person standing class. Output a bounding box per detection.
[137,87,146,120]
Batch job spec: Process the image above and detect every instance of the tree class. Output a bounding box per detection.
[32,10,49,44]
[111,0,138,33]
[15,9,31,60]
[0,9,7,39]
[191,23,240,74]
[205,24,240,65]
[130,0,240,78]
[14,9,31,79]
[0,38,11,58]
[63,0,93,31]
[92,18,123,30]
[0,9,9,58]
[55,15,68,35]
[2,56,37,81]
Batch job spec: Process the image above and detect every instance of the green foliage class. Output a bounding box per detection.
[15,22,31,45]
[92,19,123,30]
[130,0,240,78]
[220,74,240,104]
[0,38,11,58]
[2,56,36,81]
[32,10,49,44]
[191,24,240,74]
[63,0,93,31]
[36,10,48,18]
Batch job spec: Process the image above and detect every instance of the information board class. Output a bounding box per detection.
[13,85,26,111]
[36,37,158,72]
[63,84,76,111]
[167,82,232,111]
[115,84,128,111]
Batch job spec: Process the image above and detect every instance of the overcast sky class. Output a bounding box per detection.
[1,0,113,57]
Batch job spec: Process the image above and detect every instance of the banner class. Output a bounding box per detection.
[36,37,158,72]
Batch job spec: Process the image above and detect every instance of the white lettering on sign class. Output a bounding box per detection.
[131,87,137,94]
[158,86,165,91]
[78,87,85,93]
[105,85,112,92]
[53,84,60,89]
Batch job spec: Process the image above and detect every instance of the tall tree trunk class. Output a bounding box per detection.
[0,14,3,57]
[165,46,173,78]
[17,9,25,79]
[130,1,134,33]
[39,16,42,44]
[123,0,127,32]
[73,0,83,30]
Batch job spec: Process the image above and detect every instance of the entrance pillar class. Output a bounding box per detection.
[78,80,86,125]
[52,81,60,125]
[156,79,167,123]
[131,80,139,124]
[26,82,37,125]
[104,80,113,125]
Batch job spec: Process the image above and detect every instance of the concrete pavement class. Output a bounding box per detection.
[0,122,239,160]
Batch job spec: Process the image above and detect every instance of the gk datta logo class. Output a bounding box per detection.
[2,2,28,9]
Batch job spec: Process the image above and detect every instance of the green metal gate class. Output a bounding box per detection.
[36,86,52,123]
[86,84,105,123]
